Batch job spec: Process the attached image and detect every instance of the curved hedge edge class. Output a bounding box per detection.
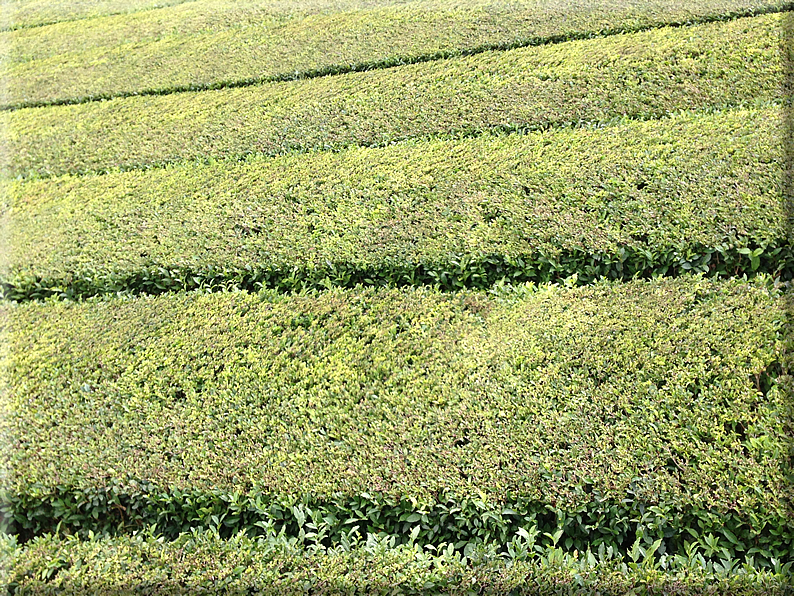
[3,3,793,112]
[2,240,792,303]
[2,485,793,570]
[4,530,793,596]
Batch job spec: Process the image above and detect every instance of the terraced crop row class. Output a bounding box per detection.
[2,107,788,300]
[2,0,790,108]
[1,0,197,31]
[3,13,784,179]
[2,278,791,559]
[4,1,793,592]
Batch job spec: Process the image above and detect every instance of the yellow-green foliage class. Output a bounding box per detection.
[2,0,195,31]
[1,1,787,108]
[2,13,783,177]
[2,108,786,298]
[4,531,792,595]
[3,0,792,588]
[3,277,789,514]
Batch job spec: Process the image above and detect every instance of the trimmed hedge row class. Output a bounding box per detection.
[2,108,789,300]
[2,278,790,524]
[3,13,785,179]
[3,0,789,109]
[4,529,793,595]
[1,0,196,31]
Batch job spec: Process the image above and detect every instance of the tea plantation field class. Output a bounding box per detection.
[1,0,793,593]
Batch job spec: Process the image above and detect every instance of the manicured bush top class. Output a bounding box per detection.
[3,277,788,513]
[2,0,194,31]
[3,12,784,178]
[2,108,787,300]
[3,0,788,108]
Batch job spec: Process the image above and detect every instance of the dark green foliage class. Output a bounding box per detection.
[3,243,792,302]
[3,13,784,178]
[2,108,788,300]
[4,486,794,566]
